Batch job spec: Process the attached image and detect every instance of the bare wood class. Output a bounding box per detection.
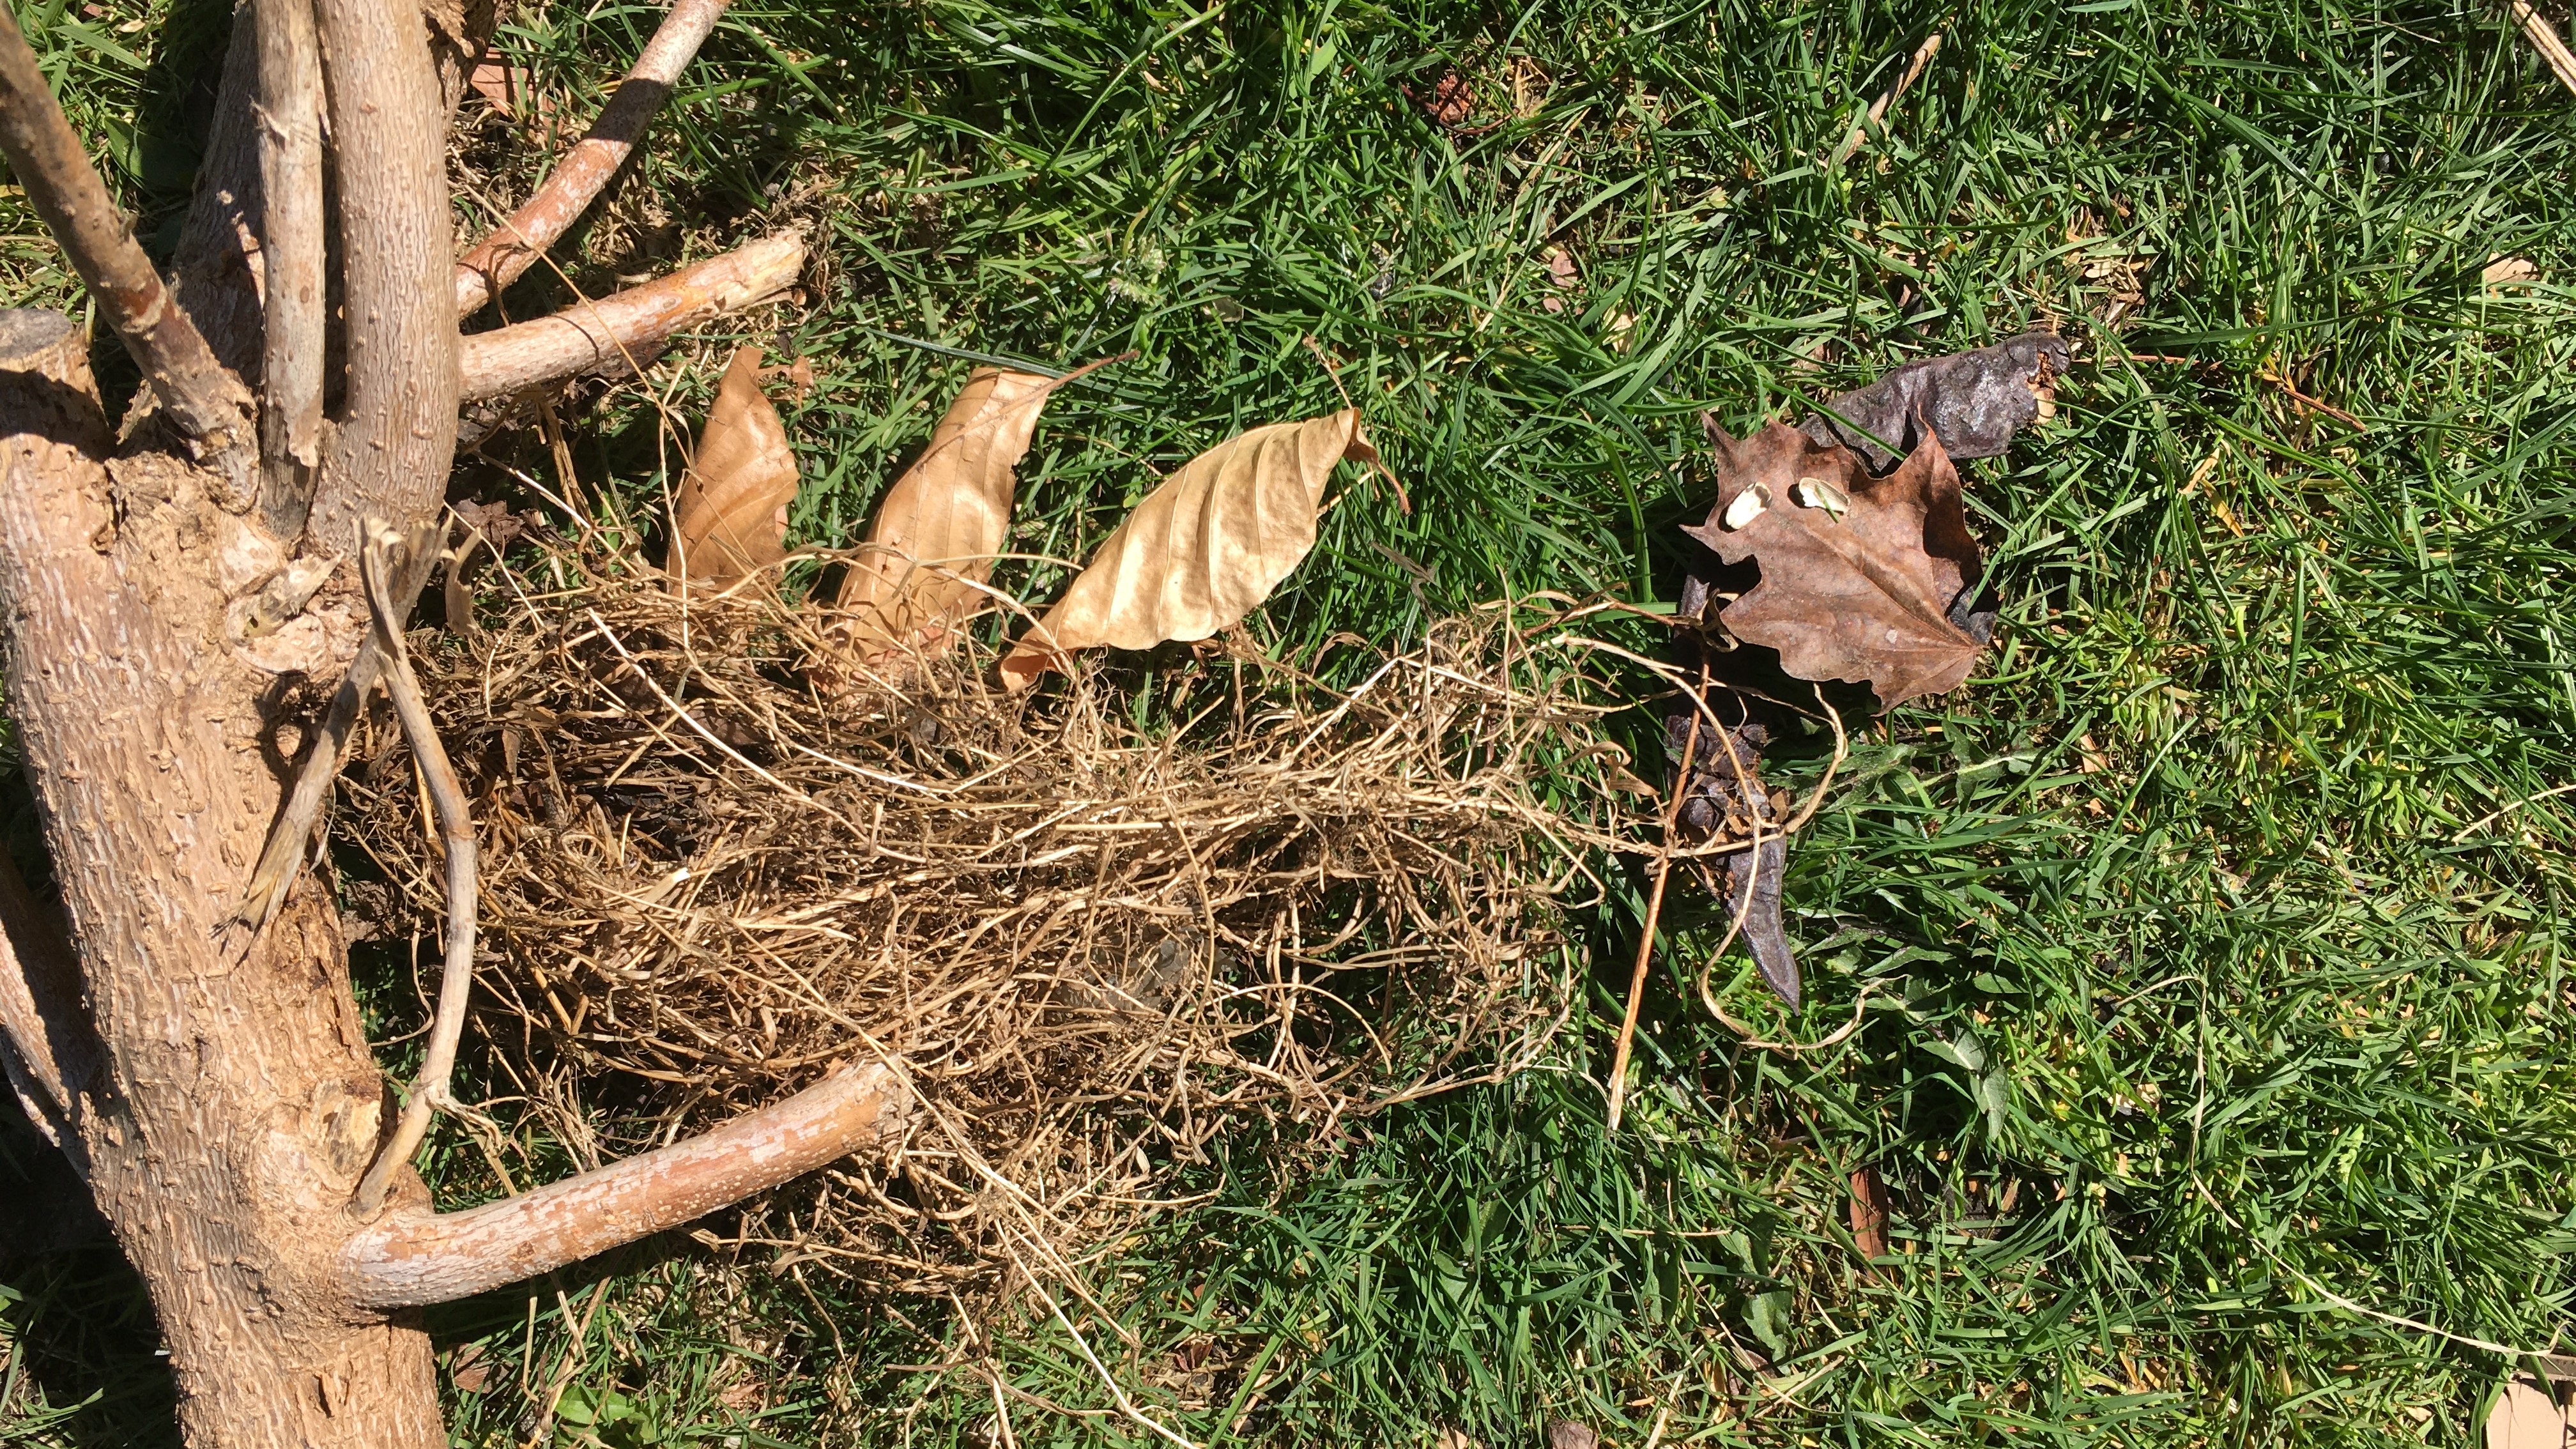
[2514,0,2576,96]
[345,1061,906,1308]
[303,0,463,555]
[456,231,805,402]
[1830,31,1942,169]
[0,7,255,487]
[169,17,270,381]
[454,0,733,317]
[254,0,326,536]
[350,523,480,1216]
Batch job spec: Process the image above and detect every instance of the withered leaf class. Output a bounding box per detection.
[1669,709,1798,1004]
[1849,1165,1890,1264]
[1804,330,2071,471]
[835,367,1052,663]
[668,345,799,583]
[1000,411,1383,690]
[1683,422,1984,710]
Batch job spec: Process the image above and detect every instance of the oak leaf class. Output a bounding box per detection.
[1683,422,1984,710]
[999,410,1382,690]
[668,345,799,583]
[834,367,1052,663]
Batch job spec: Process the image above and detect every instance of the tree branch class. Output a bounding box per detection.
[0,5,254,492]
[254,0,326,537]
[456,231,804,402]
[350,521,477,1215]
[302,0,462,556]
[454,0,733,318]
[0,852,96,1169]
[343,1061,907,1308]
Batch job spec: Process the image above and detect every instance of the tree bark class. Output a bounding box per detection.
[457,229,804,401]
[254,0,327,536]
[0,310,445,1448]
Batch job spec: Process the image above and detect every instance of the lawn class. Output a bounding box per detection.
[4,0,2575,1445]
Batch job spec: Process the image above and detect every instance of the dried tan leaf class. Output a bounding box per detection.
[833,367,1052,663]
[1683,421,1985,710]
[1000,410,1380,689]
[1849,1165,1890,1264]
[668,345,799,584]
[2485,1376,2570,1449]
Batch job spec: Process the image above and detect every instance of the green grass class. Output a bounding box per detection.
[7,0,2576,1445]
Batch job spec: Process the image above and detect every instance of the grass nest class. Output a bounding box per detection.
[339,533,1692,1294]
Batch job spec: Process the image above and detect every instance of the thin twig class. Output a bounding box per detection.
[353,523,482,1215]
[456,231,806,402]
[454,0,733,316]
[1830,31,1943,169]
[1605,674,1703,1131]
[2512,0,2576,95]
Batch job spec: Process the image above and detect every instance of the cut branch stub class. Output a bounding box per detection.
[457,230,805,402]
[0,8,254,494]
[1683,421,1985,710]
[454,0,734,316]
[343,1061,907,1308]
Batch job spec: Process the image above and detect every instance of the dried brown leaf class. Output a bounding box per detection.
[1683,422,1984,710]
[1000,410,1379,689]
[1850,1165,1890,1263]
[834,367,1052,663]
[668,346,799,584]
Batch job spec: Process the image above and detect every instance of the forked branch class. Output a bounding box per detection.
[456,231,806,402]
[350,523,479,1215]
[0,6,253,480]
[455,0,733,316]
[344,1061,907,1307]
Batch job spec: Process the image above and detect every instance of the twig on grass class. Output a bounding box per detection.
[2511,0,2576,95]
[455,231,806,401]
[1606,675,1703,1132]
[1830,31,1943,169]
[455,0,735,316]
[352,522,482,1216]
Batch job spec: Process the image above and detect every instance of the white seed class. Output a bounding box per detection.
[1722,481,1770,530]
[1794,475,1850,519]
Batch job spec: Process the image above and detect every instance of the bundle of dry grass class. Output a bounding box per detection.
[339,535,1698,1292]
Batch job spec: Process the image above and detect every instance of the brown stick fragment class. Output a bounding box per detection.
[2513,0,2576,95]
[254,0,326,535]
[1605,709,1700,1131]
[1830,31,1942,169]
[0,5,254,486]
[454,0,735,317]
[302,0,463,555]
[351,522,480,1216]
[343,1061,906,1307]
[456,231,804,402]
[0,851,96,1169]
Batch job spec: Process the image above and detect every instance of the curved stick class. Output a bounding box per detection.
[454,0,733,317]
[351,524,480,1215]
[344,1061,905,1307]
[456,231,805,401]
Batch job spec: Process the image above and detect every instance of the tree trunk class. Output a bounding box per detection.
[0,5,879,1443]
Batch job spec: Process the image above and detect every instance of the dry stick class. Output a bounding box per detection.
[2513,0,2576,95]
[456,231,806,402]
[0,4,253,484]
[1604,694,1702,1132]
[454,0,733,316]
[252,0,326,535]
[342,1060,903,1307]
[352,525,482,1216]
[0,854,95,1172]
[1829,31,1943,169]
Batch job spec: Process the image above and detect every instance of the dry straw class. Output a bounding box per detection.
[341,533,1742,1303]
